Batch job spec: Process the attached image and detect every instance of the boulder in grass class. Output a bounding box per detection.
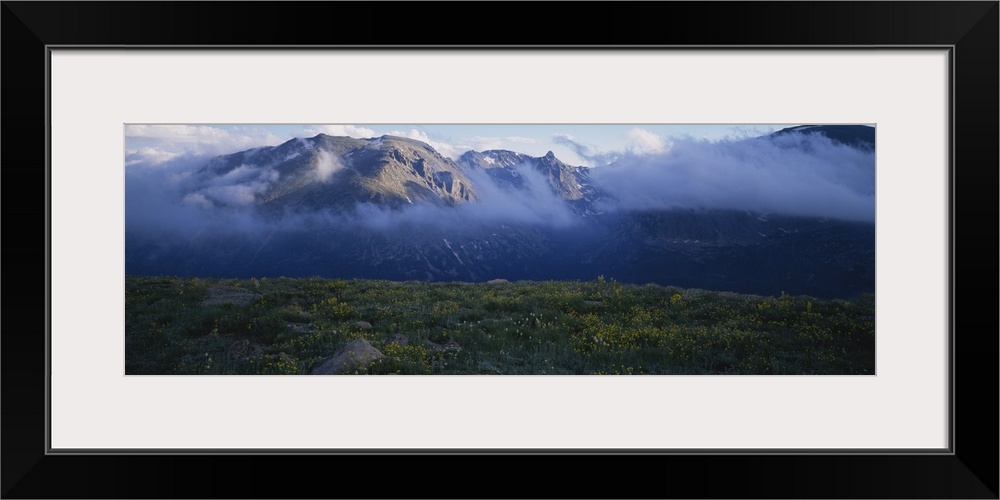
[355,321,373,330]
[312,338,384,374]
[487,278,510,285]
[385,333,409,346]
[425,338,462,353]
[477,362,503,375]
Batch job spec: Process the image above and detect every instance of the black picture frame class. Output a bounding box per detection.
[3,2,997,498]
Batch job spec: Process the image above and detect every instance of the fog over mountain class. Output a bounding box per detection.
[590,126,875,222]
[126,125,875,298]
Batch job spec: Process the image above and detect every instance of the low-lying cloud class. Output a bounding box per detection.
[626,127,669,154]
[313,150,344,182]
[125,125,286,167]
[588,132,875,222]
[125,154,269,239]
[551,134,619,167]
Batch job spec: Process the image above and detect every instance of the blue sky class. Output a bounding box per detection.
[124,124,799,168]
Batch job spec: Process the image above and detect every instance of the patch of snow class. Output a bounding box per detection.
[442,239,463,264]
[285,152,300,161]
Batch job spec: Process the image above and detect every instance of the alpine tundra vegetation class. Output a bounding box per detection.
[125,276,875,375]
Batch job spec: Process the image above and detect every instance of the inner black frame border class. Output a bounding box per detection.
[3,2,996,498]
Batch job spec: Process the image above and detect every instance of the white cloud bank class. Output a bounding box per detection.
[124,125,286,167]
[626,127,669,154]
[589,132,875,222]
[302,124,377,139]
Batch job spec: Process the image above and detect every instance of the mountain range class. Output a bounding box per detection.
[126,125,876,299]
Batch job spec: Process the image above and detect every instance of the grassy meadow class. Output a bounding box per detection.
[125,275,875,375]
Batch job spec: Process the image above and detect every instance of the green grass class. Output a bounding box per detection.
[125,275,875,375]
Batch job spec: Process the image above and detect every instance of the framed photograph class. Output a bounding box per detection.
[5,2,996,498]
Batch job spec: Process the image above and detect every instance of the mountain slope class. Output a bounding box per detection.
[195,134,476,213]
[457,149,601,215]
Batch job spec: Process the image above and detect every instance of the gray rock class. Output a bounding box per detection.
[355,321,373,330]
[487,279,510,285]
[425,339,462,353]
[286,322,315,334]
[385,333,409,346]
[312,338,384,374]
[478,362,503,375]
[284,309,312,321]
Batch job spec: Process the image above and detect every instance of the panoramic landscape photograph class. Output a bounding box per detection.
[125,124,876,375]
